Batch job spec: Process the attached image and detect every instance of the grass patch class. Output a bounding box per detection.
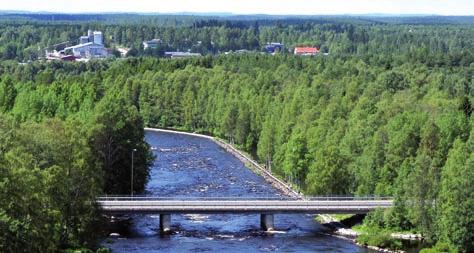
[419,242,456,253]
[352,224,370,233]
[314,214,355,224]
[332,214,355,221]
[356,227,403,250]
[315,215,325,223]
[352,223,417,235]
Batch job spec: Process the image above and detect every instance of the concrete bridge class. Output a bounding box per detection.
[98,196,393,232]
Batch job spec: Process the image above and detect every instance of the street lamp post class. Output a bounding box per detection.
[131,148,137,197]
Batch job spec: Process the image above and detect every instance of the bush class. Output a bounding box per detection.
[96,248,112,253]
[364,209,386,228]
[419,242,457,253]
[356,228,403,250]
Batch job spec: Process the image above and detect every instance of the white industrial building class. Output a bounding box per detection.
[80,36,89,44]
[64,30,108,59]
[65,42,108,58]
[93,31,103,45]
[143,39,162,50]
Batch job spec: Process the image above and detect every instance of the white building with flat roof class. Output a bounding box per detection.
[143,39,162,50]
[64,42,108,58]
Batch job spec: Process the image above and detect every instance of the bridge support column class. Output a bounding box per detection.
[160,214,171,233]
[260,214,274,231]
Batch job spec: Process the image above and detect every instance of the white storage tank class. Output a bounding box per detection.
[93,31,103,45]
[88,30,93,42]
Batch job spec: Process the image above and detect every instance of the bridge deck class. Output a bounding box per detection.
[98,198,393,214]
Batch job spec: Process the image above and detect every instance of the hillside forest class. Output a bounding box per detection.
[0,15,472,252]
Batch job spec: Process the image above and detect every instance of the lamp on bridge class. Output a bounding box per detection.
[131,148,137,197]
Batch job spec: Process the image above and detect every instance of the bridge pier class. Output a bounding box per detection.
[160,214,171,233]
[260,214,274,231]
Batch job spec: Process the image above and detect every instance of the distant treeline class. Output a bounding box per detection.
[2,13,474,25]
[0,14,473,61]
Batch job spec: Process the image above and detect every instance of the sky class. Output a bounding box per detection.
[1,0,474,15]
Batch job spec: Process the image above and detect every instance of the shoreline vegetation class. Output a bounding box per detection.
[317,214,423,253]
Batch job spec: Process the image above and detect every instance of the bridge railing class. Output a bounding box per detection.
[96,195,393,201]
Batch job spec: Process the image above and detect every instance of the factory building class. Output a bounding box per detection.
[63,30,108,59]
[143,39,162,50]
[93,31,103,45]
[65,42,108,58]
[80,36,89,44]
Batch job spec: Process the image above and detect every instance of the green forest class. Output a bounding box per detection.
[0,15,473,252]
[1,14,474,60]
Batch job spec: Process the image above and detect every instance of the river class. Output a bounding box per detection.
[103,130,372,252]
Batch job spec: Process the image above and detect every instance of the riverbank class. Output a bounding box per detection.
[145,127,302,199]
[144,127,416,253]
[106,128,367,252]
[317,214,424,253]
[317,217,401,253]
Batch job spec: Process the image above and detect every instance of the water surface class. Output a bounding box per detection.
[104,131,370,252]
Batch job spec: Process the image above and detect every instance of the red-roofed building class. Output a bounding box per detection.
[294,47,320,56]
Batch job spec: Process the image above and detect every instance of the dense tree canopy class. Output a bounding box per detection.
[1,15,474,63]
[0,15,472,252]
